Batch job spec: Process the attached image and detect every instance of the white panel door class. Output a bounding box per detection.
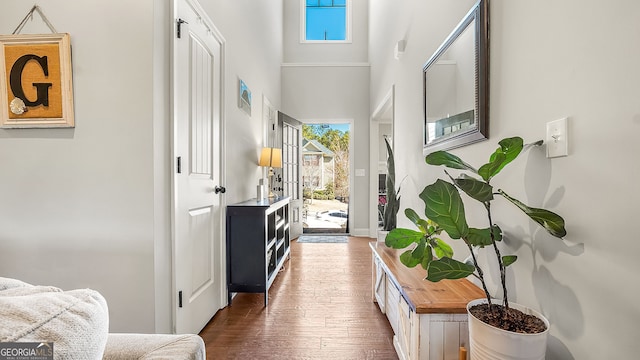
[278,113,303,239]
[174,0,225,334]
[283,122,302,239]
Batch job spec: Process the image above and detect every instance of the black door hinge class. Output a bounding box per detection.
[177,156,182,174]
[178,291,183,308]
[176,18,188,38]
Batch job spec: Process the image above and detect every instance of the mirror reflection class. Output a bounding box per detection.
[425,20,475,143]
[423,0,488,153]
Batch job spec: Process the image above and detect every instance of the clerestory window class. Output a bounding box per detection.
[301,0,352,43]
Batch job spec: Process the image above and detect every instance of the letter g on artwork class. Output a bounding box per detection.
[9,54,52,108]
[1,33,74,128]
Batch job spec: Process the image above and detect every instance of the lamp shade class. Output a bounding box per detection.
[259,147,282,168]
[270,148,282,168]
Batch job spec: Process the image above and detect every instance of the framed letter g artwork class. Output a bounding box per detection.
[0,33,74,128]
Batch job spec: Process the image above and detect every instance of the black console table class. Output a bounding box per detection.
[226,196,290,306]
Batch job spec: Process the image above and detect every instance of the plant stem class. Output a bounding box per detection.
[485,202,509,311]
[466,242,491,305]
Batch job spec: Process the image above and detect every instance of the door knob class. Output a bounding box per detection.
[215,186,226,194]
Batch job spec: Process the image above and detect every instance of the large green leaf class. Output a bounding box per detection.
[478,152,506,182]
[421,245,434,270]
[454,174,494,203]
[412,240,426,259]
[502,255,518,267]
[421,180,469,239]
[386,228,423,249]
[498,190,567,238]
[426,151,478,174]
[496,137,524,161]
[430,238,454,258]
[478,137,524,181]
[426,257,476,282]
[466,226,502,247]
[398,238,428,268]
[400,250,421,268]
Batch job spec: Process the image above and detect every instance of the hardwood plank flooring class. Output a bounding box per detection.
[199,237,397,360]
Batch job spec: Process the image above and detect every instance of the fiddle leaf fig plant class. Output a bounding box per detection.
[386,137,567,312]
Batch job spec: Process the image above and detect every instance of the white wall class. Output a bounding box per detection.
[199,0,284,205]
[282,65,370,234]
[0,0,156,332]
[0,0,283,333]
[282,0,370,235]
[369,0,640,358]
[153,0,173,333]
[283,0,368,63]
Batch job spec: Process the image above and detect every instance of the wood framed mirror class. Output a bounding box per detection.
[422,0,488,153]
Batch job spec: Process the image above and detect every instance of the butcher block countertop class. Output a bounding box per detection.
[371,241,485,314]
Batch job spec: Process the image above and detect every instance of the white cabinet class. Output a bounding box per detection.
[419,314,469,360]
[370,242,484,360]
[373,254,386,313]
[395,295,418,360]
[385,275,400,335]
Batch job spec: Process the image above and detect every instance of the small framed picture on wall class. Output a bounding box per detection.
[238,78,251,116]
[0,33,75,128]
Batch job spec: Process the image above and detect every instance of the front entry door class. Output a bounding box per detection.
[174,0,225,334]
[277,112,303,239]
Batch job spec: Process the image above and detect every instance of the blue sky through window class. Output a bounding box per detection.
[305,0,346,41]
[312,123,350,133]
[328,123,349,133]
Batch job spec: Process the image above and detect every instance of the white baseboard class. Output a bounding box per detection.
[350,228,373,238]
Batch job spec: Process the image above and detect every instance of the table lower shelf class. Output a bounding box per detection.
[228,247,290,306]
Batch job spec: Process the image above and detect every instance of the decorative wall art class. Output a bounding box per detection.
[0,33,74,128]
[238,78,252,116]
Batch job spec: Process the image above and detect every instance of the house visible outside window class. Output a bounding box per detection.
[303,176,320,188]
[304,154,320,166]
[301,0,352,43]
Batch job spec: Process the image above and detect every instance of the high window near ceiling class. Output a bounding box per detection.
[301,0,352,42]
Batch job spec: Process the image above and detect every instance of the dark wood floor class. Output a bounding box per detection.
[199,236,397,359]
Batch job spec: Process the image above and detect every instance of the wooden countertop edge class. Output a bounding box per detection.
[370,241,485,314]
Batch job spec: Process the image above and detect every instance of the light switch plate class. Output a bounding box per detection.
[546,117,568,158]
[355,168,366,177]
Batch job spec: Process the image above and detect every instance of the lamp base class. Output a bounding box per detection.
[267,169,276,198]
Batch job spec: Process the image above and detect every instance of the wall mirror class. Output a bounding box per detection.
[423,0,488,153]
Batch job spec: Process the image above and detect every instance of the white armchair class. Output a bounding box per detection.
[0,277,205,360]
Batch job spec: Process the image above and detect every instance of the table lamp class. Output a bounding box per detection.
[259,147,282,198]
